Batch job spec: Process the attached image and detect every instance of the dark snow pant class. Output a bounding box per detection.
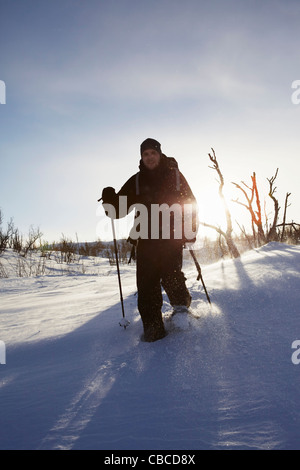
[136,239,191,336]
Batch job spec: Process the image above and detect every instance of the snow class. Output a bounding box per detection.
[0,243,300,450]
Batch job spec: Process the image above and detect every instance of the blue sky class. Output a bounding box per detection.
[1,0,300,242]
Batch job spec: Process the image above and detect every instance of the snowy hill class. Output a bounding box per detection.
[0,243,300,450]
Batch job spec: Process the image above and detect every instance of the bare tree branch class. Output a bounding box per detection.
[281,192,291,242]
[232,172,266,246]
[267,168,280,242]
[207,149,240,258]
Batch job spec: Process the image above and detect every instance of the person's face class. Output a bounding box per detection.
[142,149,161,170]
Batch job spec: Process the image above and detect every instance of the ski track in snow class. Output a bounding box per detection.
[0,243,300,450]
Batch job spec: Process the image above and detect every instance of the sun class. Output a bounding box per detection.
[193,185,246,238]
[197,187,227,225]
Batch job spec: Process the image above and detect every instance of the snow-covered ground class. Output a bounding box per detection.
[0,243,300,450]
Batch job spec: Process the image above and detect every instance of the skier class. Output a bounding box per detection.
[101,138,198,342]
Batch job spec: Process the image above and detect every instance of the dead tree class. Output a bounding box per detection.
[280,192,292,242]
[266,168,280,242]
[277,222,299,244]
[232,172,266,246]
[236,221,254,250]
[203,149,240,258]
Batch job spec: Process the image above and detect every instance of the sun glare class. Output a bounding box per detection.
[194,185,247,239]
[196,188,226,224]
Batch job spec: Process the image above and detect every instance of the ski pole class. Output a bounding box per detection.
[189,249,212,305]
[111,218,130,329]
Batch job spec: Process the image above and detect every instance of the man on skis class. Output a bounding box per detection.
[101,138,198,342]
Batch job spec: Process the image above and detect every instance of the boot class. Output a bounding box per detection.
[142,317,167,342]
[172,305,190,316]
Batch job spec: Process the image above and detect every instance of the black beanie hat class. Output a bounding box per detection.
[140,138,161,156]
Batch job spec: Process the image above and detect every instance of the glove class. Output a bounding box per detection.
[101,187,116,204]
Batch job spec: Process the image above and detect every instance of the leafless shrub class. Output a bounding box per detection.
[53,234,78,264]
[0,211,15,255]
[104,239,131,265]
[22,226,43,257]
[11,227,23,253]
[78,240,105,257]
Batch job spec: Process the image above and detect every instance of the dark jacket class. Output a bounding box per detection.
[102,154,198,243]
